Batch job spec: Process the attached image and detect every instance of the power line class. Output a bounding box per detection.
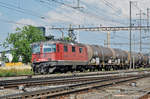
[132,2,145,13]
[84,5,127,25]
[35,0,78,23]
[78,0,128,25]
[47,0,77,9]
[112,34,129,40]
[79,1,126,25]
[0,1,46,19]
[0,18,33,26]
[47,0,127,25]
[34,0,57,13]
[104,42,150,45]
[101,0,129,20]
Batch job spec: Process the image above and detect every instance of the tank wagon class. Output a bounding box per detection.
[31,40,149,74]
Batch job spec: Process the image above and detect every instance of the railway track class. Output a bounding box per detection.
[0,71,149,99]
[0,69,149,80]
[0,70,148,89]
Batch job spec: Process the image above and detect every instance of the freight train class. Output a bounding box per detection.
[31,40,150,74]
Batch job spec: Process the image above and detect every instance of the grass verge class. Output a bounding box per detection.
[0,66,33,77]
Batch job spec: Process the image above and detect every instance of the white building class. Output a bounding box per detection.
[0,50,13,62]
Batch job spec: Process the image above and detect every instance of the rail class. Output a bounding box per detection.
[0,71,150,99]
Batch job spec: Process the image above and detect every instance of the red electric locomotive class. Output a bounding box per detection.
[32,40,88,74]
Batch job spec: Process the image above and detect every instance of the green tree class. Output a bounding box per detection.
[63,37,71,41]
[4,25,45,63]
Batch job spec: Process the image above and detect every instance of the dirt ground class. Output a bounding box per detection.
[68,77,150,99]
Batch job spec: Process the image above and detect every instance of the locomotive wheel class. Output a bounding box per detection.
[79,68,85,72]
[33,67,39,74]
[49,67,56,73]
[32,64,39,74]
[32,67,36,73]
[37,67,46,74]
[40,67,45,74]
[42,67,49,74]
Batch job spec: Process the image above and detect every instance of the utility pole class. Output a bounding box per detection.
[147,8,150,30]
[129,1,132,69]
[73,0,83,9]
[104,40,106,47]
[133,34,135,69]
[147,8,150,56]
[77,0,80,8]
[59,30,64,40]
[68,24,76,41]
[136,10,145,53]
[107,31,110,48]
[77,25,80,43]
[140,10,142,53]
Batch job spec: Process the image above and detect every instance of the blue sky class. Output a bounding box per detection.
[0,0,150,53]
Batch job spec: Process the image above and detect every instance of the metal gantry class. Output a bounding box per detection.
[49,26,150,31]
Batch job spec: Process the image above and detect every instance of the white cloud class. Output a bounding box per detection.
[12,18,41,30]
[45,4,123,27]
[44,0,150,27]
[17,18,37,26]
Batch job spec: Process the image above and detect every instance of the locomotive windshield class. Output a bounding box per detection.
[32,44,40,54]
[43,44,56,53]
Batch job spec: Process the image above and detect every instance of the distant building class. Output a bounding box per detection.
[0,50,13,62]
[36,26,46,36]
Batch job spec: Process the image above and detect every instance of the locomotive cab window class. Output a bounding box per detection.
[43,44,56,53]
[79,48,83,53]
[64,45,68,52]
[32,44,40,54]
[72,46,75,52]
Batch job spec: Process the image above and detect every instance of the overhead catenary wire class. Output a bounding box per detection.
[132,2,145,13]
[0,18,33,26]
[35,0,70,17]
[0,1,47,19]
[31,0,128,25]
[101,0,129,20]
[80,1,127,25]
[47,0,77,9]
[45,0,127,25]
[35,0,79,26]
